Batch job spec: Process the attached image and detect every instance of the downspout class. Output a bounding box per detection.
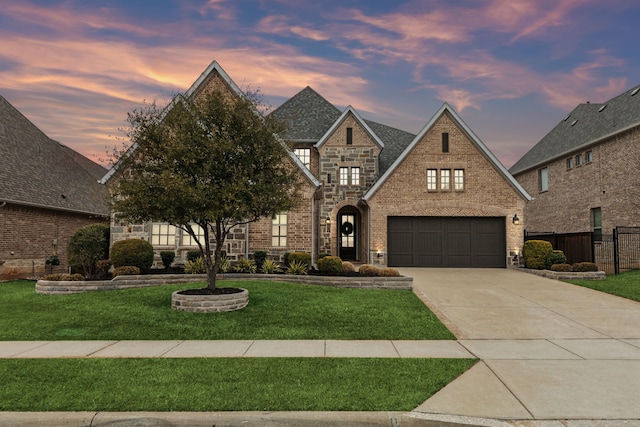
[310,195,315,265]
[245,221,249,259]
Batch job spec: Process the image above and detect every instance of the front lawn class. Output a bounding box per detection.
[0,358,476,411]
[0,279,454,340]
[566,269,640,302]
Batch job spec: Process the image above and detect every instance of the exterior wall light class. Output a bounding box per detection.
[325,216,331,225]
[512,214,520,225]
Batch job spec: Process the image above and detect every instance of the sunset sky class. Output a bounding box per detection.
[1,0,638,169]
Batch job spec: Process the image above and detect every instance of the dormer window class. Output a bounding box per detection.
[346,127,353,145]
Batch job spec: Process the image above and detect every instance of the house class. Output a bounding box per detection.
[104,61,530,268]
[0,94,109,280]
[509,85,640,238]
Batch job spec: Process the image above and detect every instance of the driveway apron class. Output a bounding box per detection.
[402,268,640,421]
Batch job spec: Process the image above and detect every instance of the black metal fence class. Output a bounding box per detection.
[526,227,640,275]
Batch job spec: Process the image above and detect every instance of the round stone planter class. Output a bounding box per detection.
[171,288,249,313]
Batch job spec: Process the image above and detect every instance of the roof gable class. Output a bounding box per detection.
[364,103,531,201]
[0,94,109,215]
[314,106,385,150]
[510,84,640,175]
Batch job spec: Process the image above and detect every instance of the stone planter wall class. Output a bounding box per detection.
[35,273,413,294]
[521,268,606,280]
[171,288,249,313]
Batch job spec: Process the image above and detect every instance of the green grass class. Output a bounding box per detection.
[566,269,640,302]
[0,280,454,340]
[0,358,476,411]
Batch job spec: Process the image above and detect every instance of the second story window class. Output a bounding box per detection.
[339,166,360,185]
[427,169,437,190]
[538,167,549,192]
[576,153,584,166]
[440,169,451,190]
[454,169,465,190]
[294,148,310,169]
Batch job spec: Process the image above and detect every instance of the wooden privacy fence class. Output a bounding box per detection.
[524,231,594,265]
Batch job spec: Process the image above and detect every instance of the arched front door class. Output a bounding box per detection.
[338,207,359,261]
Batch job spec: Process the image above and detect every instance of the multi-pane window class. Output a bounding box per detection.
[427,169,437,190]
[339,167,360,185]
[440,169,451,190]
[586,150,593,163]
[567,157,574,169]
[272,212,287,247]
[294,148,310,169]
[454,169,465,190]
[152,223,176,246]
[182,224,205,246]
[538,167,549,192]
[576,153,584,166]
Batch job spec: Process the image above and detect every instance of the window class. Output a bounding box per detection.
[182,224,205,246]
[454,169,465,190]
[427,169,437,190]
[576,153,583,166]
[567,158,574,169]
[440,169,451,190]
[592,207,602,241]
[339,167,349,185]
[442,133,449,153]
[586,150,593,163]
[339,166,360,185]
[294,148,310,169]
[151,223,176,246]
[538,167,548,192]
[272,213,287,247]
[346,127,353,145]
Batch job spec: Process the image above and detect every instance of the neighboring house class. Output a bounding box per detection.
[104,61,530,268]
[510,85,640,237]
[0,94,109,280]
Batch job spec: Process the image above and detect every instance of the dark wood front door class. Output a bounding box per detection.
[339,213,357,261]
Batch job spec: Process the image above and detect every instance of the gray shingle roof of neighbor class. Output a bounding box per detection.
[270,86,417,174]
[0,94,109,216]
[509,84,640,175]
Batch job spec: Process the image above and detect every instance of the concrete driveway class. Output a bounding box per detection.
[401,268,640,422]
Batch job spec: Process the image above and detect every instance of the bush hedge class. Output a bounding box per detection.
[522,240,553,270]
[112,266,141,277]
[317,256,343,275]
[286,252,311,267]
[160,251,175,269]
[43,273,84,281]
[110,239,154,273]
[572,262,599,272]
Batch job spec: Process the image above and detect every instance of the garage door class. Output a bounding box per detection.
[387,217,506,268]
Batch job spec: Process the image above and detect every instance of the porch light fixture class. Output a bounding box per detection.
[512,214,520,225]
[325,216,331,225]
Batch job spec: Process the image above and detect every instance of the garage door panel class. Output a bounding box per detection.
[388,217,506,268]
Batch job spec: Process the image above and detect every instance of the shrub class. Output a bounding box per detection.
[286,252,311,267]
[572,262,599,272]
[551,263,573,272]
[112,266,141,277]
[160,251,175,269]
[549,250,567,266]
[317,256,343,275]
[110,239,154,273]
[253,251,268,270]
[358,264,380,276]
[522,240,553,270]
[234,257,257,273]
[67,223,110,278]
[218,256,230,273]
[184,257,206,274]
[261,259,281,274]
[342,261,355,273]
[95,259,112,279]
[187,250,202,263]
[286,260,308,275]
[379,267,401,277]
[43,273,84,281]
[318,253,331,260]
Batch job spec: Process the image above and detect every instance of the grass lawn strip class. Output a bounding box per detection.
[566,269,640,302]
[0,358,476,411]
[0,280,454,340]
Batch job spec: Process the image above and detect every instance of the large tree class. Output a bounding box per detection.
[111,89,301,291]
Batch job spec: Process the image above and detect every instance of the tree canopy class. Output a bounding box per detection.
[111,88,301,290]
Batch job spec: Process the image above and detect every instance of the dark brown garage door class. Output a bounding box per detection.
[387,217,506,268]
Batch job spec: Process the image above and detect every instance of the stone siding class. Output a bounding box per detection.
[514,126,640,234]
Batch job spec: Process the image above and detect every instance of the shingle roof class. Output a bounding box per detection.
[0,94,109,215]
[510,85,640,175]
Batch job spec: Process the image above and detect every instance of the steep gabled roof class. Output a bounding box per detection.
[365,119,415,174]
[0,94,109,215]
[510,84,640,175]
[314,106,385,150]
[364,103,531,201]
[270,86,341,142]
